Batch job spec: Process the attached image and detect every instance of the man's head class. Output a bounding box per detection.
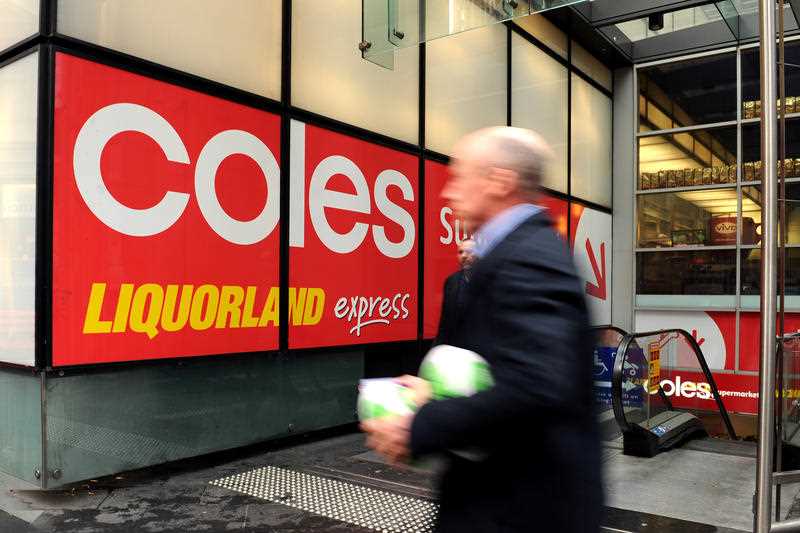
[457,238,475,269]
[442,127,552,232]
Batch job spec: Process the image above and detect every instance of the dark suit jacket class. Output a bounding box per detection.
[411,212,602,533]
[434,269,468,347]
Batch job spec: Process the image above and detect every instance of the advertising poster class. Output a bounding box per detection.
[570,203,612,326]
[53,53,281,365]
[634,310,735,371]
[288,121,419,349]
[739,312,800,372]
[422,158,569,339]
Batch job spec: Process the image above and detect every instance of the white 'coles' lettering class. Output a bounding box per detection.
[73,107,415,258]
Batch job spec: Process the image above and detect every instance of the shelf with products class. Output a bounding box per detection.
[637,188,742,249]
[638,126,736,191]
[742,98,800,120]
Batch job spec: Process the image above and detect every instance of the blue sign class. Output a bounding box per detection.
[593,346,617,407]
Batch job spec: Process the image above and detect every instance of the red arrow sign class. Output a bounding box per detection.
[584,238,607,300]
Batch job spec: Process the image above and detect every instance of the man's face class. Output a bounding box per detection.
[442,146,493,233]
[458,240,475,268]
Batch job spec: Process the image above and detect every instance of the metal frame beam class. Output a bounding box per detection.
[582,0,720,27]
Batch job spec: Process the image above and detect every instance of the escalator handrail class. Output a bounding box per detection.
[591,324,629,338]
[611,328,738,441]
[611,333,637,433]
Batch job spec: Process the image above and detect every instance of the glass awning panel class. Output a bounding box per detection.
[362,0,589,68]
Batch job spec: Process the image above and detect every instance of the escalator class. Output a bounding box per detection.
[609,329,738,457]
[593,326,629,441]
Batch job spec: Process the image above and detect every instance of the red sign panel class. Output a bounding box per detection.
[739,312,800,372]
[660,370,758,414]
[422,159,568,339]
[288,121,419,348]
[53,53,281,365]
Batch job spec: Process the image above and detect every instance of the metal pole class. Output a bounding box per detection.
[776,0,787,521]
[756,0,779,531]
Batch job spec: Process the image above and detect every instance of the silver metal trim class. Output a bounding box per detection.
[743,112,800,123]
[637,120,738,137]
[636,45,739,69]
[771,517,800,532]
[635,245,738,252]
[635,306,751,311]
[755,1,779,530]
[636,183,739,194]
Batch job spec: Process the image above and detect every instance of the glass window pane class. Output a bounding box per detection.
[637,188,738,248]
[638,127,737,190]
[57,0,281,99]
[571,41,612,91]
[511,33,568,193]
[638,52,736,131]
[0,0,39,51]
[636,250,737,307]
[741,183,800,245]
[742,42,800,114]
[513,14,567,58]
[0,53,37,366]
[741,248,800,309]
[571,74,611,207]
[293,0,418,144]
[426,24,507,156]
[742,121,800,182]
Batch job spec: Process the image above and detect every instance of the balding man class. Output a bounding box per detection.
[363,127,602,532]
[434,238,475,347]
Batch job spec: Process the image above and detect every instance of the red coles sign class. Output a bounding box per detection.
[53,53,282,365]
[288,122,419,348]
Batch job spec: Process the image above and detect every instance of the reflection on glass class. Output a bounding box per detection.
[637,189,739,248]
[742,41,800,114]
[638,52,736,131]
[637,250,736,295]
[638,127,736,190]
[741,248,800,296]
[741,184,800,245]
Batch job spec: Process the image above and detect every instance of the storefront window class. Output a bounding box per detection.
[0,52,37,366]
[741,248,800,308]
[292,0,419,144]
[638,127,737,190]
[511,33,568,193]
[637,188,739,248]
[742,42,800,115]
[741,184,800,245]
[571,74,612,207]
[638,52,737,131]
[636,250,736,307]
[57,0,281,99]
[426,24,507,156]
[742,121,800,182]
[0,0,38,51]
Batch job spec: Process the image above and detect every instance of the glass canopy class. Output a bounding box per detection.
[361,0,589,68]
[601,1,800,62]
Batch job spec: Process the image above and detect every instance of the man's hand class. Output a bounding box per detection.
[395,375,433,408]
[361,414,413,466]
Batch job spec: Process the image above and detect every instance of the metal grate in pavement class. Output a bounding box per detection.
[210,465,438,533]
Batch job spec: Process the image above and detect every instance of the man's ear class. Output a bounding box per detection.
[487,167,518,197]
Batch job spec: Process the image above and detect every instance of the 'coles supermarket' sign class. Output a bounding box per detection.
[52,54,417,365]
